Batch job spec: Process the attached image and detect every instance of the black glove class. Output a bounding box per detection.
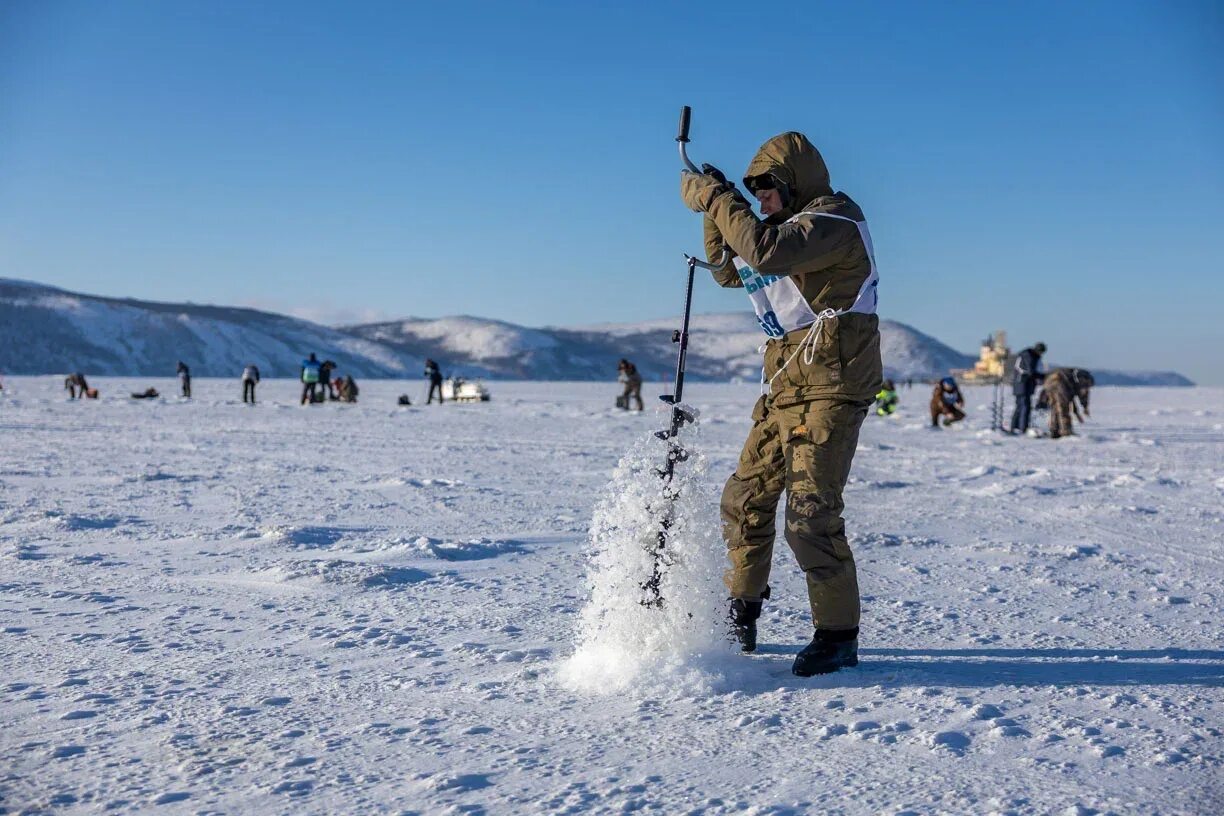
[701,164,748,205]
[700,163,729,184]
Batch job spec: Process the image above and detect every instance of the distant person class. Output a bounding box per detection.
[64,372,89,400]
[930,376,966,428]
[242,364,260,404]
[339,374,359,403]
[424,359,444,404]
[617,358,644,411]
[319,360,338,399]
[905,378,913,390]
[1071,368,1094,418]
[1045,367,1095,439]
[875,379,899,416]
[131,387,160,399]
[301,353,322,405]
[176,361,191,398]
[1009,342,1047,435]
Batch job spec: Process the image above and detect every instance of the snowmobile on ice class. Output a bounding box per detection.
[441,377,490,403]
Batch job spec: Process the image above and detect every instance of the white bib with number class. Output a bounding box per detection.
[736,212,878,338]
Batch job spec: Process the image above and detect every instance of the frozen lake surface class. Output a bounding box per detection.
[1,376,1222,814]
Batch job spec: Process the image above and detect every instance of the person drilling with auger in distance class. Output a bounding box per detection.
[680,130,881,676]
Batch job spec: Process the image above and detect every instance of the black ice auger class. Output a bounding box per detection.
[640,106,729,608]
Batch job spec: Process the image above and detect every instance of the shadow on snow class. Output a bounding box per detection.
[742,645,1224,689]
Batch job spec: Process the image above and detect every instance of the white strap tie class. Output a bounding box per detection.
[761,307,838,395]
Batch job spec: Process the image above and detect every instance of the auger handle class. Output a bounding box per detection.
[677,105,699,173]
[676,106,728,266]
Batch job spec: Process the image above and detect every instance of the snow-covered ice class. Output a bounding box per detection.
[1,377,1221,814]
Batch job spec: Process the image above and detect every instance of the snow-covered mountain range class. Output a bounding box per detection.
[0,278,1194,385]
[0,279,413,379]
[346,312,981,384]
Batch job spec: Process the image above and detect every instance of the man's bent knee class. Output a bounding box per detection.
[783,491,852,574]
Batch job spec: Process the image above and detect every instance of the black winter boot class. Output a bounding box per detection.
[728,599,762,652]
[791,628,859,676]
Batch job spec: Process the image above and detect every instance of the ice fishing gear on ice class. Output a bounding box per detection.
[639,107,730,609]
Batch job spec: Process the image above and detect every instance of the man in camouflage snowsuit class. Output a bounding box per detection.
[617,359,644,411]
[1045,368,1094,439]
[681,132,882,676]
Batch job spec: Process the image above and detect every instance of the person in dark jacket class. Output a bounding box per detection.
[319,360,338,399]
[930,376,965,427]
[176,361,191,398]
[301,353,322,405]
[242,364,260,404]
[64,372,89,399]
[424,359,444,404]
[1009,342,1047,434]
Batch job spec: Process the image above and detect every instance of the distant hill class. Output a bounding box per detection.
[1071,369,1195,387]
[0,279,417,378]
[0,278,1194,385]
[343,313,977,383]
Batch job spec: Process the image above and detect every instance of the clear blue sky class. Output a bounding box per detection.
[2,1,1221,382]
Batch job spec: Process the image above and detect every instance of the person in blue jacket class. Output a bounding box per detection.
[301,353,322,405]
[930,376,965,428]
[1009,342,1047,434]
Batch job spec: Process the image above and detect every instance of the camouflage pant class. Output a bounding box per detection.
[1048,387,1075,438]
[621,379,643,411]
[720,394,871,630]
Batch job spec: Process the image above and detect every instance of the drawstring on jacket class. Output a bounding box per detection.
[761,308,838,394]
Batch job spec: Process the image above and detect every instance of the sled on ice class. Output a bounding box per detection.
[442,377,491,403]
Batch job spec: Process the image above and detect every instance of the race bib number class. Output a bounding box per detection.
[734,258,818,338]
[735,212,878,339]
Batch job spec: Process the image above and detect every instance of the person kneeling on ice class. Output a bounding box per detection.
[681,131,882,677]
[875,379,899,417]
[338,374,359,403]
[930,376,965,427]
